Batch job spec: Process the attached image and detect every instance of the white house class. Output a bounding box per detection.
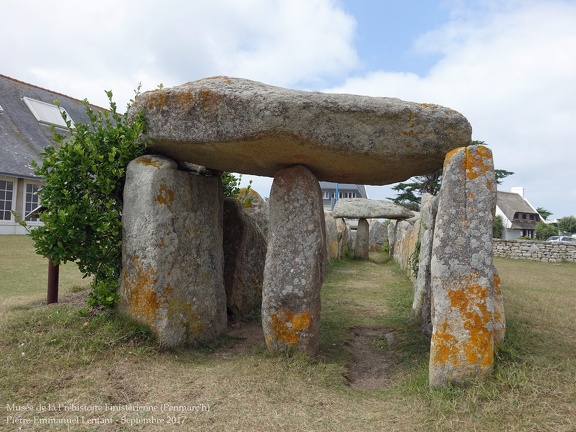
[495,187,542,240]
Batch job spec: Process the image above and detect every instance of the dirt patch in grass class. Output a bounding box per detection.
[215,319,266,357]
[345,326,396,390]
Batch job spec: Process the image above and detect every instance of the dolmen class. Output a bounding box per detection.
[118,76,499,386]
[332,198,414,259]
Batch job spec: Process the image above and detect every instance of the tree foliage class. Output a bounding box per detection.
[389,140,513,211]
[30,91,149,308]
[535,221,558,240]
[536,207,553,221]
[558,216,576,235]
[493,215,504,239]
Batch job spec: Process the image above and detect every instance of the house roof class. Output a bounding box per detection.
[497,190,540,227]
[0,74,99,179]
[319,181,368,198]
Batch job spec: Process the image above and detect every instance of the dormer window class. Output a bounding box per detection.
[22,97,74,129]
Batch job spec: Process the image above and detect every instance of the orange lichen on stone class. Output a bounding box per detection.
[431,271,495,373]
[122,256,159,324]
[268,310,311,345]
[443,147,464,169]
[136,156,164,168]
[166,297,205,336]
[145,84,226,115]
[448,274,493,367]
[465,146,492,181]
[156,184,174,207]
[431,320,460,366]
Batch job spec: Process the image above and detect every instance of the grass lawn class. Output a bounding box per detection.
[1,235,575,431]
[0,235,89,316]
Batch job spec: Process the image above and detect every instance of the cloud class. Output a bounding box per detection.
[324,0,576,217]
[1,0,358,108]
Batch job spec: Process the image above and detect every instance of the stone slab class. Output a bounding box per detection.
[130,76,472,185]
[332,198,414,219]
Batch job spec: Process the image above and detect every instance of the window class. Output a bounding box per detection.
[24,183,41,222]
[0,179,15,221]
[23,97,74,128]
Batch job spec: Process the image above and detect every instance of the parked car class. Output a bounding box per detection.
[546,235,576,244]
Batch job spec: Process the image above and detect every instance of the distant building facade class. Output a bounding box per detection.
[0,75,96,234]
[319,182,368,212]
[495,187,542,240]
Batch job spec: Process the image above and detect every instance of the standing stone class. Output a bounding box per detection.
[119,155,226,347]
[325,213,339,260]
[336,218,348,259]
[492,266,506,345]
[238,187,269,238]
[387,220,397,257]
[412,193,438,338]
[347,225,355,255]
[262,165,327,356]
[355,218,370,259]
[369,220,388,251]
[223,197,267,319]
[429,145,496,387]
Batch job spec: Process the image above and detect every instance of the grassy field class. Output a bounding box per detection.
[1,235,575,431]
[0,235,89,316]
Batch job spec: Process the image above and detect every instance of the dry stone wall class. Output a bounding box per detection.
[493,239,576,262]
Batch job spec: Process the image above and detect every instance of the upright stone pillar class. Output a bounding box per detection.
[492,266,506,345]
[325,213,339,261]
[262,165,327,356]
[223,197,266,319]
[355,218,370,259]
[429,145,497,386]
[412,193,438,337]
[119,155,226,347]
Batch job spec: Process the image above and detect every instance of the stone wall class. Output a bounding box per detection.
[493,239,576,262]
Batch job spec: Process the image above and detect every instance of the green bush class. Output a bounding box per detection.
[29,90,149,308]
[535,221,558,240]
[493,215,504,239]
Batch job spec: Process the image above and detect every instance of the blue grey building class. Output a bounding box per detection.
[319,182,368,212]
[0,75,97,234]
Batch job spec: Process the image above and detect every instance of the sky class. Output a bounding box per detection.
[2,0,575,219]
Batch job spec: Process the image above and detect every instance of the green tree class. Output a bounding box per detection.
[493,215,504,239]
[535,221,558,240]
[30,91,149,308]
[558,216,576,235]
[390,140,513,211]
[536,207,553,221]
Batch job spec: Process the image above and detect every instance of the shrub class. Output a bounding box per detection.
[29,90,149,308]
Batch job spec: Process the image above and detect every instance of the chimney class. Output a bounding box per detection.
[511,187,524,198]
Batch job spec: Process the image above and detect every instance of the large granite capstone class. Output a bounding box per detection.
[130,76,472,185]
[332,198,415,219]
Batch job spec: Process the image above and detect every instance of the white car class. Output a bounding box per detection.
[546,235,576,244]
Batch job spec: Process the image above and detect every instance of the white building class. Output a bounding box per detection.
[495,187,542,240]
